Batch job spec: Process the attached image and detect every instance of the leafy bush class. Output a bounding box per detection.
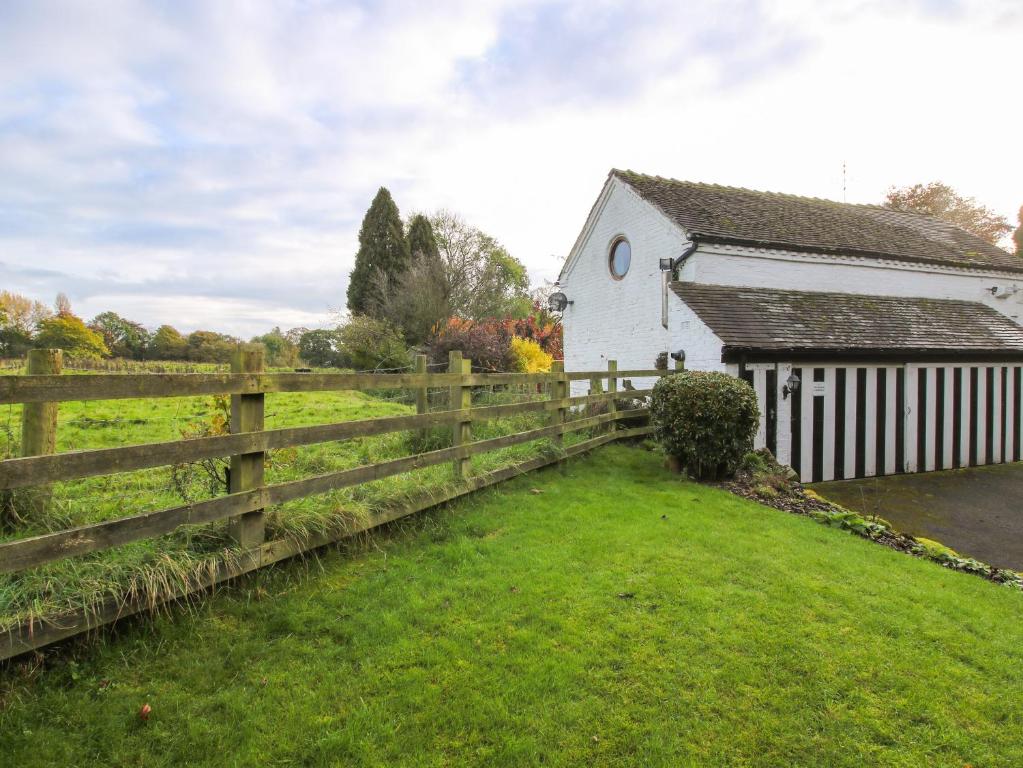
[510,336,552,373]
[649,371,759,480]
[740,450,770,474]
[426,317,517,372]
[337,315,410,371]
[507,309,562,359]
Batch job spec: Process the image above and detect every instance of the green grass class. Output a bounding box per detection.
[2,445,1021,766]
[1,367,586,632]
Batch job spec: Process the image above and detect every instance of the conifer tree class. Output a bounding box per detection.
[406,214,440,261]
[346,187,410,315]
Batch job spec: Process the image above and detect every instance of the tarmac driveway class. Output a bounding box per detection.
[812,463,1023,571]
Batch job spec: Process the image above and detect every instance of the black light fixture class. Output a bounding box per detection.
[548,290,572,312]
[782,370,800,400]
[659,257,673,271]
[669,349,685,363]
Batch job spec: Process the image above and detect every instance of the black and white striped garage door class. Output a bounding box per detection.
[741,363,1023,483]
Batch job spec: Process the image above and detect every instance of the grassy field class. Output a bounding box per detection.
[2,445,1021,766]
[1,364,590,632]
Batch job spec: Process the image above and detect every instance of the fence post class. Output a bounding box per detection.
[449,351,472,480]
[227,344,265,549]
[675,358,685,372]
[415,354,428,415]
[551,361,566,449]
[415,353,429,445]
[588,373,603,428]
[16,349,62,522]
[607,359,618,435]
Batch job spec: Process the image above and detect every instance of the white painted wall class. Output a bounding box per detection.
[668,294,727,372]
[561,177,686,393]
[680,244,1023,323]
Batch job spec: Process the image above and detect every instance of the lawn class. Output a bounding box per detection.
[2,445,1021,766]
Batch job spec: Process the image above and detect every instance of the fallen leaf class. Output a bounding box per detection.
[139,703,151,721]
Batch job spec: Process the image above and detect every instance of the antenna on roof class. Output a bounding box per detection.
[842,160,847,203]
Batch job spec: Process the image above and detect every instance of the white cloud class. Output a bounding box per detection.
[1,0,1020,337]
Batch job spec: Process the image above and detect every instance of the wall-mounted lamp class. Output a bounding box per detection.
[782,371,800,400]
[548,291,572,312]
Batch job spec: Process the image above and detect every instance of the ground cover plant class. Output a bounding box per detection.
[1,445,1021,766]
[0,363,595,634]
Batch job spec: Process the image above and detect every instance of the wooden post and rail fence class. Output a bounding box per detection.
[0,350,665,660]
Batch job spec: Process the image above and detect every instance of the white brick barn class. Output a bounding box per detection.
[559,170,1023,481]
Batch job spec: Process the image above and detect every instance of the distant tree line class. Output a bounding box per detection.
[0,292,320,367]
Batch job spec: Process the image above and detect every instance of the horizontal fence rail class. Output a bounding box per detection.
[0,369,657,405]
[0,349,666,660]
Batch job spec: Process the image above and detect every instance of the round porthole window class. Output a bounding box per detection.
[609,237,631,279]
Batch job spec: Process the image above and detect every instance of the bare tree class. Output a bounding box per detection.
[429,210,531,321]
[55,292,73,316]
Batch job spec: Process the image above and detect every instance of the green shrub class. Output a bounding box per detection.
[740,450,770,474]
[337,315,410,371]
[649,371,759,480]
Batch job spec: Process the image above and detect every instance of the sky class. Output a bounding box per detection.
[1,0,1021,338]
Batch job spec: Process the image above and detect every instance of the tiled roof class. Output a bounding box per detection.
[672,282,1023,358]
[614,170,1022,273]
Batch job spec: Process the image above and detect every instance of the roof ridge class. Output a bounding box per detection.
[612,168,887,212]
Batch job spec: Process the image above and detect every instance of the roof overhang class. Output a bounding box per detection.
[723,346,1023,365]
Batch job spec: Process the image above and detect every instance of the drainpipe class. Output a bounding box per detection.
[660,235,701,329]
[670,235,700,278]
